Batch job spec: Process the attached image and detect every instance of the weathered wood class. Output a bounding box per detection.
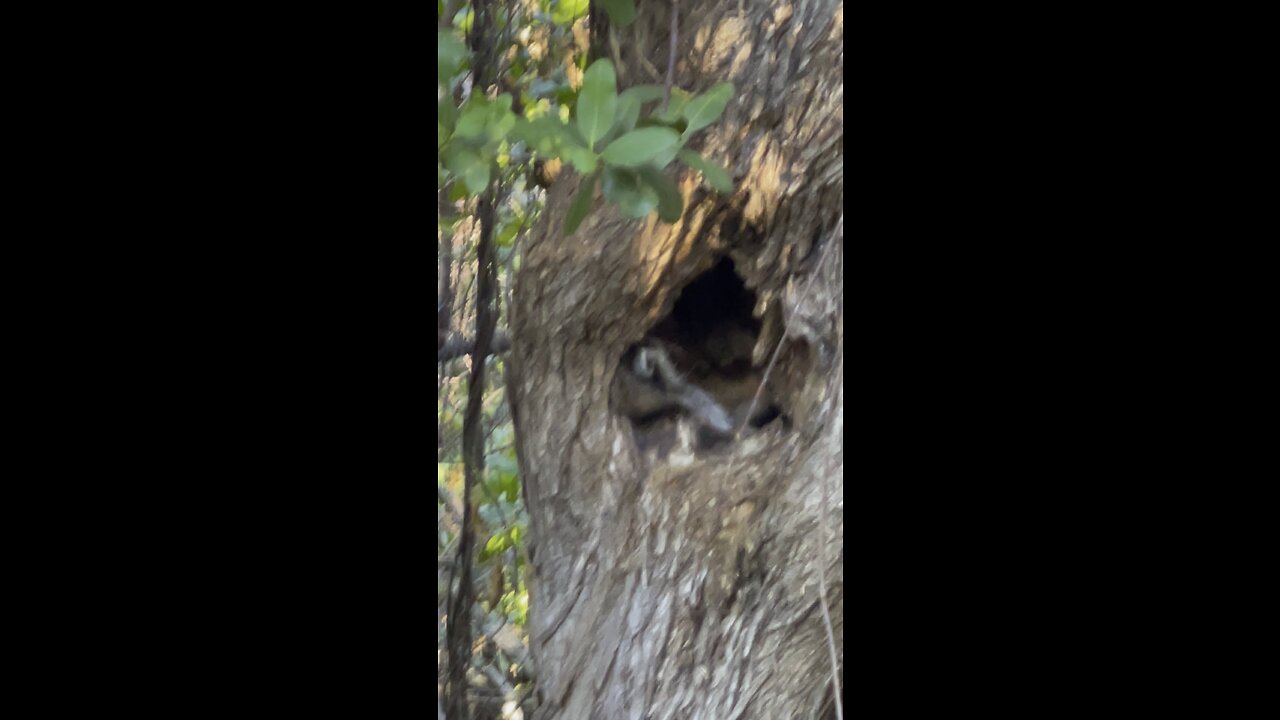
[510,1,843,717]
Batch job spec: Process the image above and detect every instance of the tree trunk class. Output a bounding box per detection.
[508,1,843,717]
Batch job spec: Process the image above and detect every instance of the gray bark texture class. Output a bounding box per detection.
[507,0,843,717]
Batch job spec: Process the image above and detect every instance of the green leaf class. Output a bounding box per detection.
[490,113,517,143]
[455,100,489,140]
[465,161,490,194]
[601,127,680,167]
[438,31,468,84]
[611,85,665,139]
[636,165,683,222]
[482,532,511,560]
[497,221,519,247]
[501,474,519,502]
[448,181,469,202]
[598,0,637,27]
[677,149,733,193]
[487,96,517,141]
[602,167,658,218]
[447,144,491,194]
[523,97,552,120]
[576,59,617,149]
[512,116,565,155]
[618,187,658,218]
[651,144,680,169]
[654,88,691,123]
[552,0,589,25]
[600,165,625,202]
[453,7,474,33]
[612,94,643,139]
[438,96,457,130]
[682,82,734,136]
[445,145,479,178]
[564,172,598,234]
[562,143,598,174]
[620,84,666,105]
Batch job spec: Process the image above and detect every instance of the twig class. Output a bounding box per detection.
[818,450,843,720]
[447,0,500,714]
[663,0,678,110]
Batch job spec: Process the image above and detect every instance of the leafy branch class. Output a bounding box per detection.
[441,28,736,235]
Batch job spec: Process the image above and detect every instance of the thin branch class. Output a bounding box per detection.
[446,0,500,714]
[663,0,679,110]
[818,451,844,720]
[809,214,846,719]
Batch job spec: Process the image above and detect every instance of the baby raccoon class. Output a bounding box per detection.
[611,343,734,436]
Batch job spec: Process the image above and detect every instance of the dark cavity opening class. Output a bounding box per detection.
[613,258,786,453]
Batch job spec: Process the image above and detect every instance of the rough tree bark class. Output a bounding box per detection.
[508,0,842,717]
